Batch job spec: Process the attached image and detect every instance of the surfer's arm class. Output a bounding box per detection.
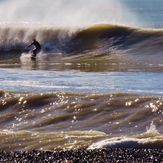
[25,43,33,49]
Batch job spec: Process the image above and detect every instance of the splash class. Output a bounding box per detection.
[145,121,160,135]
[0,0,138,26]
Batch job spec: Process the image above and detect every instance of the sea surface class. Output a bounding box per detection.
[1,0,163,151]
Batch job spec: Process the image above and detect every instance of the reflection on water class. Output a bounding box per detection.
[1,52,163,72]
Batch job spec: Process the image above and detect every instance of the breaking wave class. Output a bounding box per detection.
[1,23,163,58]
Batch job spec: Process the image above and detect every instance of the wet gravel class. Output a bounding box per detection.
[0,148,163,162]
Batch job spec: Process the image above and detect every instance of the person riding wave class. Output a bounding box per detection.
[25,39,41,57]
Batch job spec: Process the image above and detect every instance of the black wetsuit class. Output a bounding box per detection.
[31,40,41,57]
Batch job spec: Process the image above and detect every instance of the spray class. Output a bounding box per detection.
[0,0,138,26]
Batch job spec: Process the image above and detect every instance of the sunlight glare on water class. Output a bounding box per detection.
[1,68,163,95]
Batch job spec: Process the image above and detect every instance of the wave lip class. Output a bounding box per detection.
[89,137,163,149]
[88,122,163,149]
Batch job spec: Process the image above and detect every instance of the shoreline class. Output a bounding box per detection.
[0,148,162,162]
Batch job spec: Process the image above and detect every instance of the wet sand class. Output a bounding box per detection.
[0,148,162,162]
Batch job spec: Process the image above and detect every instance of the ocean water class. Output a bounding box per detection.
[1,0,163,151]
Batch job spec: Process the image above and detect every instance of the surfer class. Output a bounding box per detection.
[25,39,41,58]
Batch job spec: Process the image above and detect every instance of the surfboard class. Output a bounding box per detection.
[31,56,36,60]
[30,53,37,60]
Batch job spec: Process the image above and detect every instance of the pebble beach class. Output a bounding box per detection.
[0,149,163,163]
